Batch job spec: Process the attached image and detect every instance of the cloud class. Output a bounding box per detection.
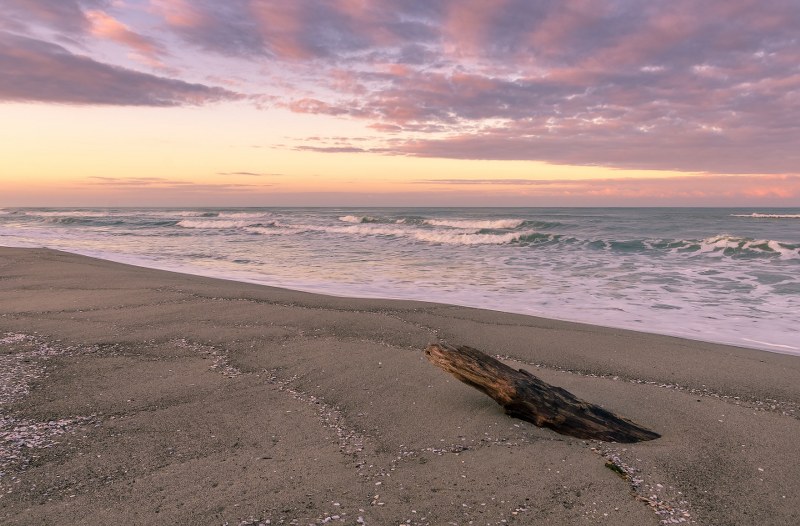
[3,0,106,34]
[287,98,354,116]
[88,176,166,183]
[150,0,266,57]
[292,145,370,154]
[235,0,797,174]
[86,176,270,191]
[414,174,800,202]
[216,171,282,177]
[4,1,800,175]
[392,125,800,174]
[86,10,167,68]
[368,123,403,133]
[0,32,240,106]
[152,0,440,60]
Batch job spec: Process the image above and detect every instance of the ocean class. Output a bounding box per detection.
[1,207,798,354]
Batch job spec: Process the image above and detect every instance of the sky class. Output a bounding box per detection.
[1,0,799,207]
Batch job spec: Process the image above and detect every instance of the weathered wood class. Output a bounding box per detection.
[425,343,660,443]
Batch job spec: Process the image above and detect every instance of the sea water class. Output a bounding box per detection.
[1,207,798,354]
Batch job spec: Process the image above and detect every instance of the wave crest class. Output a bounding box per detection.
[731,213,800,219]
[699,235,799,259]
[413,230,537,245]
[218,211,273,219]
[26,210,111,218]
[169,211,218,217]
[177,219,273,229]
[338,215,388,224]
[424,218,525,229]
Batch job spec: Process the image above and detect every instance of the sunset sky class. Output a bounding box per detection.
[1,0,799,206]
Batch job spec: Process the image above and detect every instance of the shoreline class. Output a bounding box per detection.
[1,242,795,356]
[1,247,798,525]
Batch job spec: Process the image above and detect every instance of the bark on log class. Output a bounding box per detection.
[425,343,660,443]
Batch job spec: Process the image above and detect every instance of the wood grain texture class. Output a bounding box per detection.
[425,343,660,443]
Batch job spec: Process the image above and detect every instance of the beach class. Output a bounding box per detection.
[1,247,798,525]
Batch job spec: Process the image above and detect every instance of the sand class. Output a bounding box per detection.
[0,247,798,525]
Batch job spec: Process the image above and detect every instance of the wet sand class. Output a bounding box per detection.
[1,247,798,525]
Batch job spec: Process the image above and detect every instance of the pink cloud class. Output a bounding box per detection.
[248,3,314,60]
[442,0,510,56]
[87,10,166,68]
[527,1,609,53]
[287,98,353,116]
[151,0,206,29]
[368,123,403,133]
[3,0,103,33]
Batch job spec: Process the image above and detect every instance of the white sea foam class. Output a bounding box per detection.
[741,338,799,351]
[218,211,273,219]
[731,213,800,219]
[413,230,536,245]
[339,215,371,224]
[765,240,800,258]
[699,235,799,258]
[343,225,407,236]
[25,210,110,218]
[177,219,264,229]
[424,218,525,229]
[300,223,409,237]
[244,226,282,235]
[294,223,526,242]
[169,211,213,217]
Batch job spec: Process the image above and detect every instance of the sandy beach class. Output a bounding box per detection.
[1,247,798,525]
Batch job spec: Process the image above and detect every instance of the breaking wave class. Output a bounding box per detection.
[412,230,539,245]
[339,215,380,224]
[338,215,404,224]
[167,211,218,217]
[177,219,274,229]
[586,235,799,259]
[177,217,799,257]
[25,210,112,218]
[697,235,799,259]
[244,226,282,235]
[731,213,800,219]
[424,218,526,229]
[217,211,273,219]
[299,224,411,237]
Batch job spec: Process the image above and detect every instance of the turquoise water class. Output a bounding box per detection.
[1,207,798,354]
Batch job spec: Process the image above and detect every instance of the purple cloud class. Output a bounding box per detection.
[0,32,239,106]
[267,0,799,174]
[3,0,106,33]
[152,0,441,61]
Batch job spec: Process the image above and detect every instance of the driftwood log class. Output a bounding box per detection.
[425,343,660,443]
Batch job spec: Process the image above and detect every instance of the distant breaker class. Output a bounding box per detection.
[730,213,800,219]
